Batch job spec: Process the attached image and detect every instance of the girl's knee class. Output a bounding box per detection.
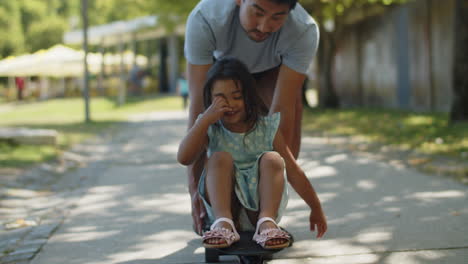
[208,151,234,166]
[260,152,284,171]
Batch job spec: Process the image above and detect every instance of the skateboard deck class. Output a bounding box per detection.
[204,230,293,264]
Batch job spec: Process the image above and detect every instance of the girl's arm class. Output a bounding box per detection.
[177,115,211,166]
[273,129,327,238]
[177,97,232,165]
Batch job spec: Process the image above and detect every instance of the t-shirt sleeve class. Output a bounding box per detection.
[184,10,215,65]
[281,24,319,74]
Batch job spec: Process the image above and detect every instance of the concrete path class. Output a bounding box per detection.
[29,111,468,264]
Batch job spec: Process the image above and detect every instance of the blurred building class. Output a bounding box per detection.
[64,15,184,95]
[331,0,455,112]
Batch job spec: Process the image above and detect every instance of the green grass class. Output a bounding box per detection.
[302,107,468,159]
[4,99,467,168]
[0,96,183,124]
[0,96,184,168]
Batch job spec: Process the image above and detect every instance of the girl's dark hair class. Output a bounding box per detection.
[203,56,268,130]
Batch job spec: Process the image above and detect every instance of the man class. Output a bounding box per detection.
[184,0,319,234]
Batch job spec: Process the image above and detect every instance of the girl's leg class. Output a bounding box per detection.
[204,151,235,245]
[258,151,287,246]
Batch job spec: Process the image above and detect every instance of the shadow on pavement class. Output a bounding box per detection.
[29,112,468,264]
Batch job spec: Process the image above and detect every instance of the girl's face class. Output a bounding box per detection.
[211,79,247,130]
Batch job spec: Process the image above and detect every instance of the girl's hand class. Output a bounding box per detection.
[309,209,327,238]
[203,96,232,124]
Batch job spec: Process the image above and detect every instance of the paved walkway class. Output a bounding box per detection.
[2,111,467,264]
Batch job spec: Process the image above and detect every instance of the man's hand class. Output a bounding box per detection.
[309,209,327,238]
[191,191,206,235]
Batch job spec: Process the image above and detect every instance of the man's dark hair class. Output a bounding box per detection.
[265,0,298,10]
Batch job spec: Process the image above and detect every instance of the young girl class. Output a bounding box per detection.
[177,57,327,249]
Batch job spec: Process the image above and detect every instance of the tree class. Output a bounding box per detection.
[300,0,406,108]
[450,0,468,123]
[19,0,75,53]
[143,0,198,32]
[86,0,150,26]
[0,1,25,58]
[26,16,67,52]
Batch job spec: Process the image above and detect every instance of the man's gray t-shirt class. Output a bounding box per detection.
[184,0,319,74]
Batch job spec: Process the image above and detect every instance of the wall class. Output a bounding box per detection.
[333,29,361,107]
[331,0,455,112]
[430,0,455,112]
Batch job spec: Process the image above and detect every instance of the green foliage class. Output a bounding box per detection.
[86,0,150,25]
[27,16,67,52]
[0,0,82,58]
[303,108,468,158]
[301,0,408,26]
[0,0,201,58]
[0,96,183,168]
[19,0,47,37]
[0,1,24,58]
[142,0,198,31]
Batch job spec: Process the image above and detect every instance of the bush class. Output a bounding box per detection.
[26,16,66,52]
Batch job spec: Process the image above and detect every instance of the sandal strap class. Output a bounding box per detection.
[254,217,278,235]
[210,217,237,233]
[253,217,290,248]
[210,217,240,239]
[203,217,240,246]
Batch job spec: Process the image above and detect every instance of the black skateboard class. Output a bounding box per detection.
[204,230,293,264]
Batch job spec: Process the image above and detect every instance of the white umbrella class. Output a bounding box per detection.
[0,45,148,77]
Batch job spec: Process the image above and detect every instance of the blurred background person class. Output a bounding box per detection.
[177,72,189,109]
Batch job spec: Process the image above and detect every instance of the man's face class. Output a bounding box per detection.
[236,0,290,42]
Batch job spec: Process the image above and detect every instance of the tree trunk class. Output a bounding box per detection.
[159,37,169,93]
[450,0,468,123]
[317,29,340,108]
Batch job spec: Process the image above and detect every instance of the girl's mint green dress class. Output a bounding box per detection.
[198,112,288,231]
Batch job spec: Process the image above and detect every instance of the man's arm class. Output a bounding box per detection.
[269,64,306,156]
[187,63,212,127]
[186,62,212,235]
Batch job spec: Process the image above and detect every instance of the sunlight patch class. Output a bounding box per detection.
[55,230,120,242]
[307,166,337,178]
[325,154,348,164]
[109,230,194,261]
[356,180,376,190]
[293,239,381,259]
[159,142,179,155]
[128,193,190,214]
[356,231,392,243]
[408,190,466,199]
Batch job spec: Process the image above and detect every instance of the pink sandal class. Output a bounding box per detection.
[253,217,291,249]
[202,217,240,248]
